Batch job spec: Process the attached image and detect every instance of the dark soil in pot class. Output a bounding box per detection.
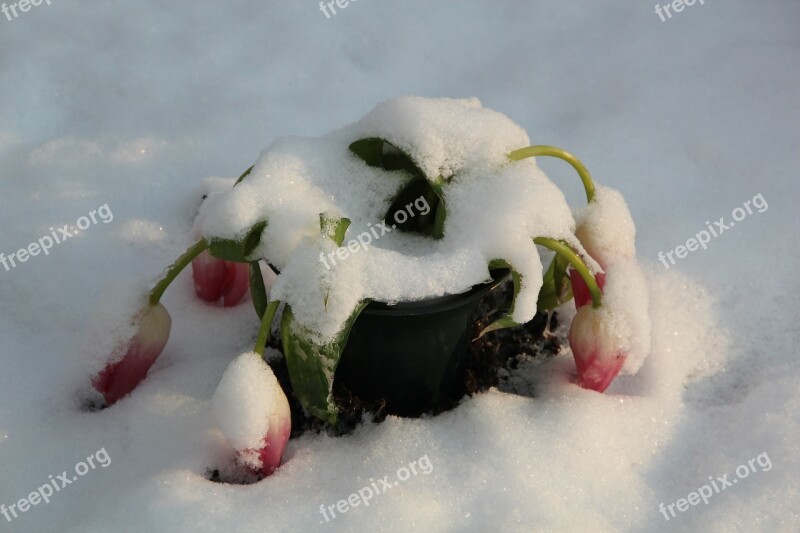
[267,275,565,438]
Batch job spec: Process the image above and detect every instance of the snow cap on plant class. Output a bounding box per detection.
[568,185,636,309]
[212,352,291,476]
[573,185,637,268]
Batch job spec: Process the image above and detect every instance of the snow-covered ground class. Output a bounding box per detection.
[1,1,798,531]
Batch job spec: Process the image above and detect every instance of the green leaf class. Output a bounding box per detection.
[207,220,267,263]
[430,180,447,239]
[350,137,427,178]
[553,253,573,303]
[536,252,573,311]
[478,315,519,337]
[234,165,254,186]
[249,261,268,319]
[350,137,448,238]
[384,179,440,235]
[255,299,281,355]
[319,213,351,308]
[281,301,369,425]
[534,236,601,308]
[349,138,384,167]
[319,213,351,246]
[476,259,522,339]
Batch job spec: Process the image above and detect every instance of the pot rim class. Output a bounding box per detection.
[362,268,511,316]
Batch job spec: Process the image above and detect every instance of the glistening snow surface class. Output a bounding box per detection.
[0,1,798,532]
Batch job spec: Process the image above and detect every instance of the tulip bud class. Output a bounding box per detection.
[191,250,250,306]
[568,306,627,392]
[212,353,291,477]
[92,303,172,405]
[570,269,605,309]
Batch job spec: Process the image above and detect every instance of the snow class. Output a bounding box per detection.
[202,97,588,342]
[1,1,798,532]
[82,279,151,378]
[574,185,637,265]
[600,259,651,374]
[348,96,530,180]
[573,184,651,373]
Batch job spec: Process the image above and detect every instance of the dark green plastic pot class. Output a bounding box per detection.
[335,268,510,416]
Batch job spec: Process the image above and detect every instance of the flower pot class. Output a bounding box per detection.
[335,268,511,416]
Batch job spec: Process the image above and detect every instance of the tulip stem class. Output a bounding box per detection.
[509,145,595,203]
[254,300,281,356]
[148,239,209,306]
[533,237,602,308]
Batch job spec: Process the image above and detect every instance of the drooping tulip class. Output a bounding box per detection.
[92,303,172,405]
[570,269,605,309]
[212,352,291,477]
[191,250,250,306]
[568,305,626,392]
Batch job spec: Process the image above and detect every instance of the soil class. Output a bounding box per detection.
[267,277,565,439]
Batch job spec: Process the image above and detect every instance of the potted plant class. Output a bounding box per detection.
[86,97,650,477]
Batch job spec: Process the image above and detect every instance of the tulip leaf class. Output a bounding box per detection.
[537,252,573,311]
[208,220,267,263]
[319,213,351,308]
[349,138,384,167]
[349,137,425,177]
[281,301,369,425]
[430,180,447,239]
[234,164,254,186]
[476,259,521,339]
[320,213,351,246]
[384,178,441,236]
[350,137,448,239]
[249,261,268,319]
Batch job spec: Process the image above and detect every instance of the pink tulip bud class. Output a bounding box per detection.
[92,303,172,405]
[191,250,250,307]
[212,353,292,477]
[568,306,626,392]
[569,269,605,309]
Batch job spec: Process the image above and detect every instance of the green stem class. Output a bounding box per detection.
[148,239,209,306]
[533,237,602,308]
[254,300,281,356]
[509,145,595,203]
